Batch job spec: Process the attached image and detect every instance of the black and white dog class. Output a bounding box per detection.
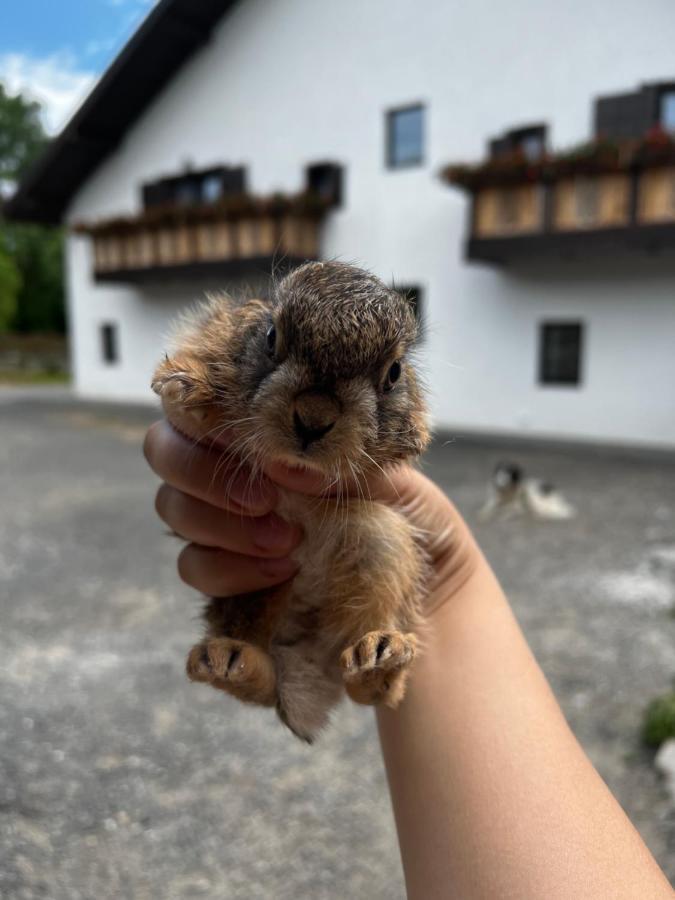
[479,461,576,522]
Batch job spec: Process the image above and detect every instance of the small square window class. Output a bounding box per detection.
[100,322,119,365]
[659,90,675,133]
[306,162,343,206]
[538,322,582,386]
[201,174,223,203]
[386,105,424,169]
[519,133,544,162]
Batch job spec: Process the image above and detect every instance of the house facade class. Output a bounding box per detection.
[7,0,675,449]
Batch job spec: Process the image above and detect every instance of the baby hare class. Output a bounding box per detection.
[152,262,431,741]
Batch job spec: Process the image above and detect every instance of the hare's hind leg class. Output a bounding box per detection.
[341,631,417,709]
[186,638,277,706]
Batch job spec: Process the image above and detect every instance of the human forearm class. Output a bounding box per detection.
[377,543,672,899]
[143,427,671,897]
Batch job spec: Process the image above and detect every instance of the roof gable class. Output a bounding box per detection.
[3,0,238,224]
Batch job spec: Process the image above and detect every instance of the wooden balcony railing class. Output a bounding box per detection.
[443,132,675,264]
[74,192,330,283]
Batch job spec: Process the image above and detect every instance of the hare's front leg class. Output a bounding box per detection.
[186,638,277,706]
[152,353,222,437]
[340,631,417,708]
[331,503,428,709]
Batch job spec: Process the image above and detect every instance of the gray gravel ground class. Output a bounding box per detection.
[1,388,674,898]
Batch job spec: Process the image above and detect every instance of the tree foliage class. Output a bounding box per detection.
[0,83,46,183]
[0,235,21,331]
[5,225,65,333]
[0,82,65,333]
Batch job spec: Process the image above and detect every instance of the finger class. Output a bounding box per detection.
[143,420,277,515]
[262,461,333,497]
[177,543,299,596]
[263,458,418,505]
[155,484,302,558]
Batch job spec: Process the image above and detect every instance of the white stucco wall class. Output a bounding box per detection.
[65,0,675,447]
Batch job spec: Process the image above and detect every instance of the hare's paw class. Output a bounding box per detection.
[341,631,417,708]
[186,638,277,706]
[341,630,416,674]
[151,369,191,403]
[151,357,220,429]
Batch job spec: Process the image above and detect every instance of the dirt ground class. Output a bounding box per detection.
[1,388,673,898]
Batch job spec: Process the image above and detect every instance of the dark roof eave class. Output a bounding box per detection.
[3,0,237,225]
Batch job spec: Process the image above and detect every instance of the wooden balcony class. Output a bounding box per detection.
[74,193,329,284]
[443,135,675,265]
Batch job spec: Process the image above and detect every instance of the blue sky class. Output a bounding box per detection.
[1,0,157,133]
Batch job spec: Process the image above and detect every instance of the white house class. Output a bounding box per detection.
[7,0,675,450]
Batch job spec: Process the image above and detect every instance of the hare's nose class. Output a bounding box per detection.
[293,412,335,448]
[292,391,340,450]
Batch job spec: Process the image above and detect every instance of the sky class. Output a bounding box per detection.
[1,0,158,134]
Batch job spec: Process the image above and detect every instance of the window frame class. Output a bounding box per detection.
[385,103,425,170]
[538,321,584,388]
[100,322,119,366]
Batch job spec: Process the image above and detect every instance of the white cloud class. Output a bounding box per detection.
[84,37,118,59]
[0,52,98,135]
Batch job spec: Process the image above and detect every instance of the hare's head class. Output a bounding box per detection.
[230,261,429,477]
[160,261,430,480]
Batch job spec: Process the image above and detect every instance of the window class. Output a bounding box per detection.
[306,162,343,206]
[142,166,246,209]
[659,89,675,133]
[490,125,547,161]
[511,126,546,161]
[519,132,545,162]
[100,323,119,365]
[538,322,583,386]
[201,174,224,203]
[386,105,424,168]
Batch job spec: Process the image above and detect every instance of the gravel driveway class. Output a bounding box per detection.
[1,389,673,898]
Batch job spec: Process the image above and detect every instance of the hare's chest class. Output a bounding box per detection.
[276,492,362,611]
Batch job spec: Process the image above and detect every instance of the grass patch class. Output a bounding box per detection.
[642,690,675,748]
[0,370,70,385]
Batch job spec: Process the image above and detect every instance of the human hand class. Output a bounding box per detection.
[143,419,480,617]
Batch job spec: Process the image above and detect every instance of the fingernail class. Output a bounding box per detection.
[228,473,277,512]
[252,514,301,553]
[257,556,299,579]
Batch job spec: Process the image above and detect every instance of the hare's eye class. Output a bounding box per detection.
[383,360,402,392]
[265,324,277,357]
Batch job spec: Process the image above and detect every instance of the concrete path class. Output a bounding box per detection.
[1,394,673,898]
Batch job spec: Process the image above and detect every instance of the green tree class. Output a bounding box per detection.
[0,83,46,183]
[6,225,65,332]
[0,238,21,331]
[0,82,65,333]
